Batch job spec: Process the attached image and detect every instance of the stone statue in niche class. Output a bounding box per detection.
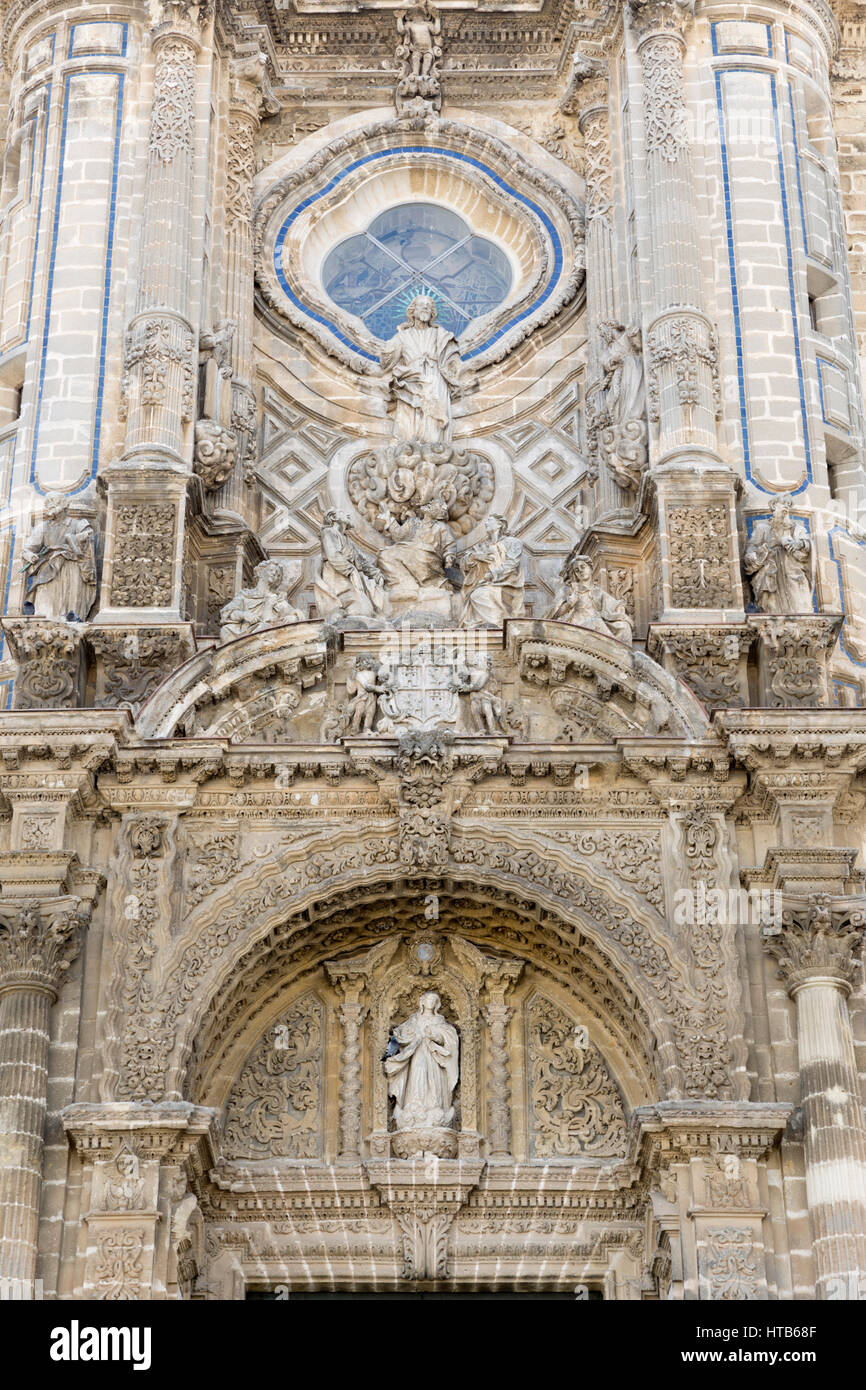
[219,559,304,642]
[380,295,463,446]
[384,991,459,1155]
[314,510,386,622]
[377,497,458,617]
[459,515,525,626]
[395,4,442,115]
[21,492,97,621]
[597,321,648,493]
[743,495,814,614]
[450,655,506,734]
[546,554,634,645]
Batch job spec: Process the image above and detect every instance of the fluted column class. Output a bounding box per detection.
[100,0,208,622]
[763,897,866,1298]
[0,899,85,1286]
[121,4,201,464]
[630,0,720,464]
[211,53,278,519]
[564,55,633,517]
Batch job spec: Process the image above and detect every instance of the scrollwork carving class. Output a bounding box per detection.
[527,996,627,1158]
[223,995,324,1159]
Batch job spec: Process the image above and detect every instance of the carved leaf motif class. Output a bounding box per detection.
[527,996,626,1159]
[223,995,324,1159]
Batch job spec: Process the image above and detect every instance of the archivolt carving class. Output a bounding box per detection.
[104,820,743,1109]
[527,995,627,1159]
[222,994,324,1159]
[254,119,586,373]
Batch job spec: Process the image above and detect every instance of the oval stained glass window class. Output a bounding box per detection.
[321,202,513,343]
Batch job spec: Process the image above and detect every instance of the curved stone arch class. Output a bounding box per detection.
[253,116,586,374]
[187,886,658,1120]
[109,823,735,1107]
[134,618,710,742]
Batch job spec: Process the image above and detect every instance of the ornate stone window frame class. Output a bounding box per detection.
[254,118,586,373]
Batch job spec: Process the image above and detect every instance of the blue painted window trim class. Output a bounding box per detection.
[273,147,564,363]
[67,20,129,59]
[714,66,812,495]
[29,69,125,493]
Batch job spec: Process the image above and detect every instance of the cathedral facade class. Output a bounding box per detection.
[1,0,866,1300]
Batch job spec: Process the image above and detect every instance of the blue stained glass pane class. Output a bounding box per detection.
[321,235,410,319]
[325,203,511,343]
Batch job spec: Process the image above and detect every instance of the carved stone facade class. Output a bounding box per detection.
[0,0,865,1307]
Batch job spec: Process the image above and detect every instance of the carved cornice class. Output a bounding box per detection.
[560,51,608,119]
[63,1101,219,1165]
[761,894,866,995]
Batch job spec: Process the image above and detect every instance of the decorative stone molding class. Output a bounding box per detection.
[747,615,843,708]
[667,505,735,609]
[89,626,196,713]
[193,419,237,491]
[254,119,585,373]
[648,625,753,710]
[761,895,866,995]
[646,315,721,423]
[0,896,87,998]
[222,994,324,1159]
[527,994,627,1159]
[2,619,85,710]
[120,317,196,424]
[108,503,178,610]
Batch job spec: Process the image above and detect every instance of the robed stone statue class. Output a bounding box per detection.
[384,991,459,1132]
[380,295,463,446]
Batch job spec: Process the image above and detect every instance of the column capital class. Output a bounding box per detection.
[151,0,206,48]
[325,937,400,1005]
[0,895,89,999]
[628,0,695,43]
[761,895,866,995]
[560,51,609,121]
[229,52,280,124]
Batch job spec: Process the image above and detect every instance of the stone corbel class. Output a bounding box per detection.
[647,625,754,711]
[2,618,87,710]
[747,614,842,708]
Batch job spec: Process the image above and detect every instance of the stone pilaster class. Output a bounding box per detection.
[1,619,86,710]
[762,897,866,1298]
[0,898,87,1284]
[563,54,633,517]
[62,1102,216,1300]
[210,52,278,520]
[747,615,843,710]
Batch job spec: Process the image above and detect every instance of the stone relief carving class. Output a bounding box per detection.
[193,418,237,491]
[527,996,627,1159]
[459,516,525,625]
[377,498,457,620]
[545,554,634,644]
[185,831,242,906]
[120,317,195,422]
[95,1228,144,1301]
[384,990,460,1156]
[669,506,735,609]
[704,1226,759,1301]
[761,895,865,992]
[2,620,84,710]
[347,440,495,543]
[149,35,196,164]
[219,560,304,642]
[743,496,813,615]
[750,616,836,707]
[223,995,324,1159]
[20,492,97,621]
[646,315,721,422]
[596,322,648,492]
[395,3,442,116]
[109,503,176,609]
[89,628,194,712]
[450,655,508,734]
[0,899,86,994]
[104,1146,146,1213]
[314,510,386,623]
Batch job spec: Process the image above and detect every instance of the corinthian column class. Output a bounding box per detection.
[630,0,719,464]
[0,899,85,1286]
[762,897,866,1298]
[211,53,279,519]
